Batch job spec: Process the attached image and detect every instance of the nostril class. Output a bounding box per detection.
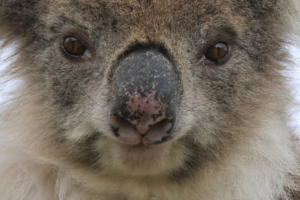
[111,114,173,136]
[110,115,142,145]
[148,118,173,134]
[110,116,136,137]
[143,118,174,145]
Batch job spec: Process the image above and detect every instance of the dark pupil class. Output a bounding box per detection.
[206,43,228,61]
[70,37,77,51]
[215,43,227,57]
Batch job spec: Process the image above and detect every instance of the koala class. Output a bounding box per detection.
[0,0,300,199]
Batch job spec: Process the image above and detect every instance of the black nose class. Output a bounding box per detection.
[110,49,178,146]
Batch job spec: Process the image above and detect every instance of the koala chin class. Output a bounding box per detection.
[0,0,300,200]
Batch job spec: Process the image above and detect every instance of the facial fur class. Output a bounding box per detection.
[0,0,300,200]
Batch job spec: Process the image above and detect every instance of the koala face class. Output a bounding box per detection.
[0,0,292,184]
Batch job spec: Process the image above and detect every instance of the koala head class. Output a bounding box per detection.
[0,0,297,183]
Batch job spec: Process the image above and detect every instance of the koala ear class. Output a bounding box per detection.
[0,0,40,40]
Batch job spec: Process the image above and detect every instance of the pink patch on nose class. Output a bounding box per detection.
[125,91,167,134]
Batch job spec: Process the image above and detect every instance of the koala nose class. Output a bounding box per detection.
[110,49,178,146]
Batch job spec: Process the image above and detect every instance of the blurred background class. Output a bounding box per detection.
[286,44,300,136]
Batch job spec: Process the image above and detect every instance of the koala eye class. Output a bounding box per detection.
[205,42,228,62]
[63,36,86,56]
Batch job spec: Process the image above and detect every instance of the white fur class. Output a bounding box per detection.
[0,86,299,200]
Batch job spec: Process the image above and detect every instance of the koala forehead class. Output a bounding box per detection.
[41,0,246,39]
[36,0,255,74]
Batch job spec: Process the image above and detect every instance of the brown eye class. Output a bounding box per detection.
[205,42,228,62]
[63,36,86,56]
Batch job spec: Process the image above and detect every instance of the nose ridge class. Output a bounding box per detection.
[110,49,177,145]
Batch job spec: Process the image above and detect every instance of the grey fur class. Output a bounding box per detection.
[0,0,300,199]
